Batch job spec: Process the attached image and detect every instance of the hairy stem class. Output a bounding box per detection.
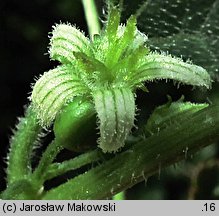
[32,140,63,186]
[7,106,41,184]
[82,0,101,39]
[44,149,104,181]
[42,105,219,199]
[1,180,36,200]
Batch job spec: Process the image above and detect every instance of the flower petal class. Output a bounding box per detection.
[31,66,88,127]
[49,24,92,64]
[129,53,212,89]
[93,88,135,153]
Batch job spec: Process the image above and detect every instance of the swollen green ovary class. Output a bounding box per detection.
[53,98,97,152]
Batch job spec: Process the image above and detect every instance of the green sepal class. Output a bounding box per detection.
[49,23,92,64]
[54,97,97,152]
[130,53,212,89]
[31,65,88,127]
[145,96,209,135]
[73,52,114,84]
[105,8,121,41]
[73,52,108,73]
[93,88,135,153]
[113,46,148,84]
[105,14,138,67]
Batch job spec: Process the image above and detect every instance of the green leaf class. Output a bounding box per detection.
[145,97,208,135]
[93,88,135,153]
[49,24,92,64]
[31,65,88,127]
[129,53,212,88]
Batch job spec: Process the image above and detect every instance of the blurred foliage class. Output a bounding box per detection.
[1,0,219,199]
[188,159,219,199]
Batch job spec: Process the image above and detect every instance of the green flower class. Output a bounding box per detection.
[31,9,212,153]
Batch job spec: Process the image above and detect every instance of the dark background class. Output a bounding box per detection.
[1,0,219,199]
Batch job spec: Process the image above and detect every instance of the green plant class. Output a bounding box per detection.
[1,0,219,200]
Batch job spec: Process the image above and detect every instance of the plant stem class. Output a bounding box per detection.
[44,149,104,181]
[42,105,219,199]
[82,0,101,40]
[7,106,41,184]
[40,137,140,182]
[1,179,36,200]
[32,140,63,185]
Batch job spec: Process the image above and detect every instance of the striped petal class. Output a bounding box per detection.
[129,53,212,89]
[31,66,88,127]
[93,88,135,153]
[49,24,92,64]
